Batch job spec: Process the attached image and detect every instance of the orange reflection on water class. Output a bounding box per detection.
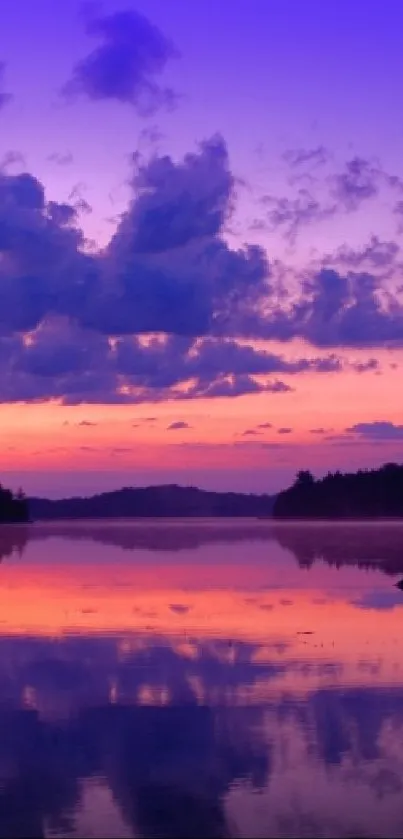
[0,520,402,697]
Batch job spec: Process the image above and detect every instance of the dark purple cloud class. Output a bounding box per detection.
[257,422,272,429]
[346,421,403,440]
[62,8,178,114]
[1,139,402,351]
[0,169,91,334]
[327,236,400,276]
[0,137,402,407]
[277,427,292,434]
[268,269,403,348]
[167,421,191,430]
[92,136,271,337]
[122,135,233,253]
[1,317,349,403]
[1,139,263,339]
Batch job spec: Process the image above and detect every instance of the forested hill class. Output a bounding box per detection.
[273,463,403,519]
[29,484,275,520]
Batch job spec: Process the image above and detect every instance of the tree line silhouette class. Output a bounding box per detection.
[2,464,403,524]
[0,485,29,523]
[273,463,403,519]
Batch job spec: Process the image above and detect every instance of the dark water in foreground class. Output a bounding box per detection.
[0,520,403,838]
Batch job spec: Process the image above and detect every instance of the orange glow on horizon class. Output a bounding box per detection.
[0,343,401,480]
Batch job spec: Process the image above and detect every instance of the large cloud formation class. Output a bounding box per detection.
[62,8,177,114]
[0,136,271,340]
[0,136,401,403]
[0,322,349,404]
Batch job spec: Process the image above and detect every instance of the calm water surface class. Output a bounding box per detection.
[0,519,403,837]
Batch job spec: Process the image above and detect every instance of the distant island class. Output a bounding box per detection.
[0,485,29,523]
[29,484,275,520]
[273,463,403,519]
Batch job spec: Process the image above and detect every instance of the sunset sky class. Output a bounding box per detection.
[0,0,402,497]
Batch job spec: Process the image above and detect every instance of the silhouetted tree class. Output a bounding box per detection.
[295,470,315,486]
[0,483,29,523]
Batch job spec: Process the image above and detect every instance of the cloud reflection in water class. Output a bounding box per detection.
[0,521,402,836]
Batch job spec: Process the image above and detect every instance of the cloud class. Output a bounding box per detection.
[329,157,403,216]
[0,62,11,110]
[82,135,272,338]
[330,157,380,211]
[0,139,254,339]
[0,320,308,403]
[0,169,91,335]
[78,420,97,426]
[113,335,320,385]
[62,8,178,114]
[117,135,234,253]
[277,427,292,434]
[349,358,379,373]
[309,428,330,434]
[1,150,26,170]
[47,152,74,166]
[68,182,92,216]
[326,236,400,277]
[269,268,403,348]
[167,421,191,430]
[267,155,403,244]
[240,421,275,436]
[346,421,403,440]
[394,199,403,231]
[0,136,402,408]
[132,416,157,425]
[186,376,292,399]
[262,189,336,242]
[283,146,330,168]
[1,138,402,353]
[169,603,190,614]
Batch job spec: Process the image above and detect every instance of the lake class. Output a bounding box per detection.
[0,519,403,838]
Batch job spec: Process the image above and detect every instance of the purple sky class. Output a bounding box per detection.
[0,0,402,496]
